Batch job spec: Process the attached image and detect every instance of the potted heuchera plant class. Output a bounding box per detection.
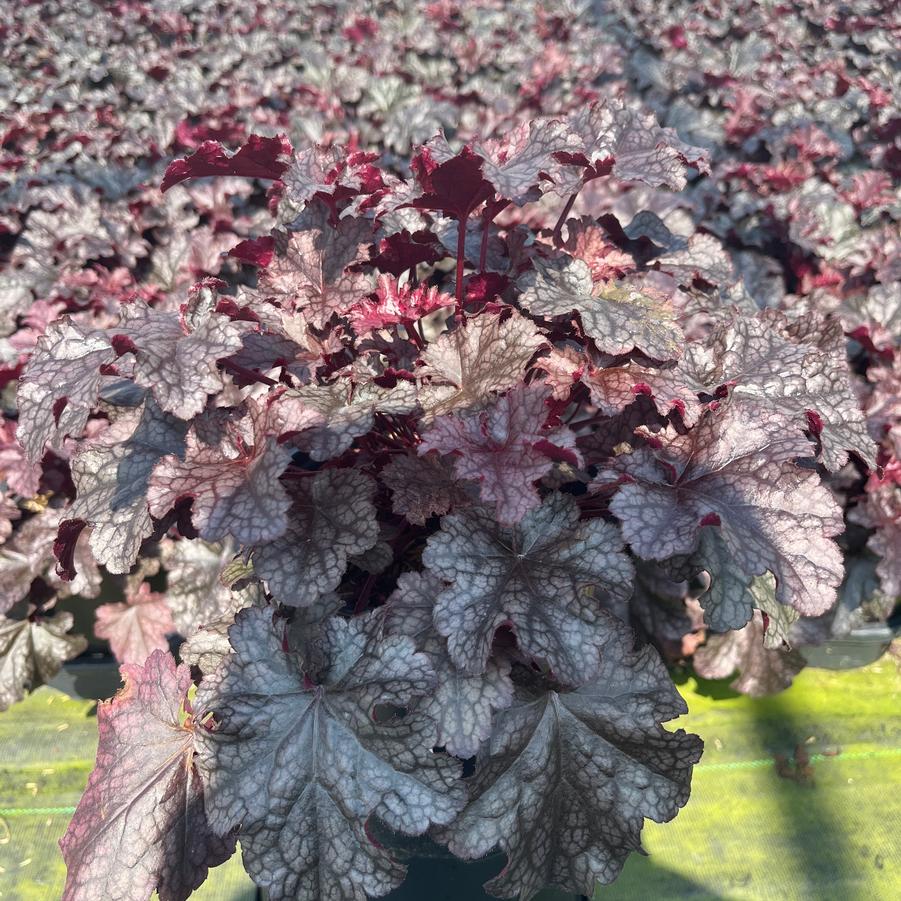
[13,105,875,901]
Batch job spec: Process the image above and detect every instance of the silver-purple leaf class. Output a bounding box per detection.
[606,402,844,617]
[259,212,376,328]
[692,532,799,643]
[443,629,703,899]
[194,607,465,901]
[148,424,291,546]
[417,312,546,420]
[422,492,635,683]
[113,298,249,420]
[382,571,514,759]
[252,470,379,606]
[420,384,578,525]
[278,376,418,461]
[160,537,249,635]
[709,312,876,471]
[17,318,115,461]
[68,399,188,573]
[381,452,473,526]
[0,611,87,711]
[693,611,805,697]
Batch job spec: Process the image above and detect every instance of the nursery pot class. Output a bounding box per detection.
[798,622,899,670]
[369,824,587,901]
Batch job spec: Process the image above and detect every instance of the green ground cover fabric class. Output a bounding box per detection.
[0,657,897,900]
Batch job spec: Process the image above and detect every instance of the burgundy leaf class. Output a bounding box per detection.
[161,135,291,192]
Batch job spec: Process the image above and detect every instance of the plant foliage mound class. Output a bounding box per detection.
[0,1,897,900]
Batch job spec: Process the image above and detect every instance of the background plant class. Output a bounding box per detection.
[0,2,897,900]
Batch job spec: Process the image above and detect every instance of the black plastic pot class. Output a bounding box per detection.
[49,653,122,700]
[371,826,586,901]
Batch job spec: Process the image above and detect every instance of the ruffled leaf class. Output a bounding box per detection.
[693,612,805,697]
[67,399,188,574]
[443,626,703,898]
[17,319,115,461]
[59,651,234,900]
[95,582,176,665]
[253,470,379,606]
[519,255,683,361]
[194,607,465,901]
[422,492,634,683]
[604,401,844,617]
[0,611,87,712]
[381,571,514,758]
[420,384,579,524]
[417,312,546,419]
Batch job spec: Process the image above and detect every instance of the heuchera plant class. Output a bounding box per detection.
[11,111,881,899]
[0,1,898,900]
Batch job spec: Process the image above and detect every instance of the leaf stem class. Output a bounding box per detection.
[552,190,579,246]
[455,214,467,307]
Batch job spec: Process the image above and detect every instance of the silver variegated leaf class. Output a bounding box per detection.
[422,492,634,683]
[443,626,702,899]
[194,607,465,901]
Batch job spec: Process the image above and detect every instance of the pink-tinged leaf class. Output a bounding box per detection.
[417,312,547,419]
[0,507,100,613]
[840,282,901,354]
[258,209,376,328]
[691,532,800,639]
[381,571,514,759]
[420,385,579,524]
[423,492,634,683]
[441,624,702,898]
[708,311,876,471]
[585,362,703,425]
[553,100,709,195]
[278,146,385,222]
[0,419,41,497]
[0,612,87,711]
[95,583,176,665]
[59,651,235,900]
[562,216,635,281]
[518,255,684,361]
[693,612,805,697]
[604,401,844,617]
[252,470,378,606]
[16,319,115,461]
[380,452,473,525]
[160,538,249,635]
[68,399,188,574]
[161,134,291,192]
[348,274,452,336]
[472,120,572,205]
[148,419,291,546]
[112,294,250,420]
[194,607,465,901]
[534,346,586,400]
